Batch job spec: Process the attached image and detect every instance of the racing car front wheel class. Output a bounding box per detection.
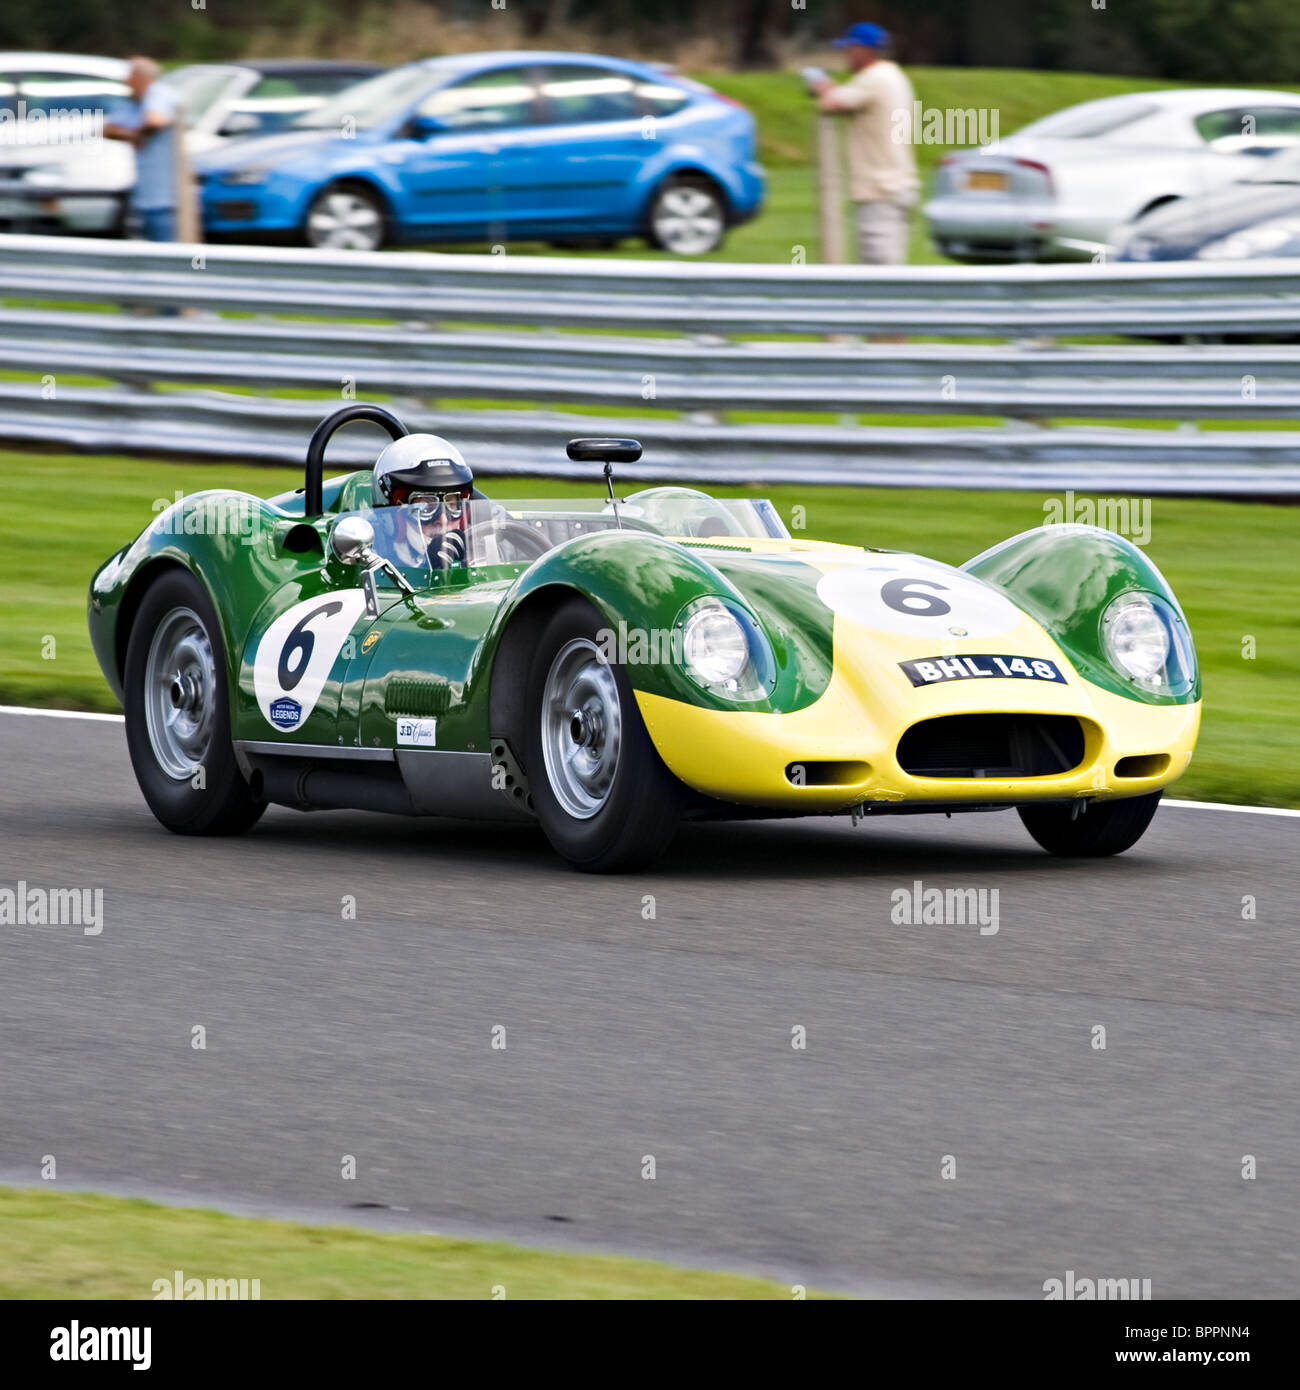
[1018,791,1162,857]
[524,597,682,872]
[123,569,265,837]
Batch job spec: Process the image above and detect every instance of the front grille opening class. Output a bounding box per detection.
[785,760,871,788]
[898,714,1085,779]
[1114,753,1170,779]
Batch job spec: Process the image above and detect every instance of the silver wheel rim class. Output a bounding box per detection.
[541,638,622,820]
[144,607,216,781]
[307,189,382,250]
[653,185,724,255]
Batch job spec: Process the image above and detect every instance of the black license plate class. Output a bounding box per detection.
[900,654,1066,687]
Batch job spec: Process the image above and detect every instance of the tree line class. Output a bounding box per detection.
[3,0,1298,82]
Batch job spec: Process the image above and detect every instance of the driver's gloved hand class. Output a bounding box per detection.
[434,530,467,568]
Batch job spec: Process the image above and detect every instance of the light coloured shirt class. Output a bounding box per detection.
[109,82,178,210]
[832,60,919,205]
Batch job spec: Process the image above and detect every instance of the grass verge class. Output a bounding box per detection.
[0,1186,820,1299]
[1,449,1295,807]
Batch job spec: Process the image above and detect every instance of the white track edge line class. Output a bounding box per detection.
[0,703,123,723]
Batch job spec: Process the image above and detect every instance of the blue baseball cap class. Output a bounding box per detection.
[832,22,891,50]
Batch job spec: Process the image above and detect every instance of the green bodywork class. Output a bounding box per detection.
[88,475,1198,775]
[87,472,841,762]
[964,525,1201,706]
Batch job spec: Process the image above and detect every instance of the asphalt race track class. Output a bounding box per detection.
[2,709,1296,1297]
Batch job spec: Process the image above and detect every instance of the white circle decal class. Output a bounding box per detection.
[253,590,368,733]
[816,558,1021,639]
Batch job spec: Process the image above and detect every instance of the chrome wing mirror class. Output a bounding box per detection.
[330,515,415,616]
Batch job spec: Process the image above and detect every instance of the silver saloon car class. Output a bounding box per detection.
[925,88,1300,263]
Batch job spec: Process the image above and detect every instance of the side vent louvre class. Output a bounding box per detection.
[385,680,452,719]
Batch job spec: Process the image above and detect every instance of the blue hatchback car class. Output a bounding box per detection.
[194,51,764,254]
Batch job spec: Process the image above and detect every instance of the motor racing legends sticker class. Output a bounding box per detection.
[396,717,437,747]
[253,590,368,733]
[816,558,1021,640]
[268,696,303,727]
[900,654,1066,686]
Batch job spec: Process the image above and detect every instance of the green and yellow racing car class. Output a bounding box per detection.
[88,405,1201,871]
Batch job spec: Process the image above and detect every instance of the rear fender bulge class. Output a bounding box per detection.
[88,490,331,708]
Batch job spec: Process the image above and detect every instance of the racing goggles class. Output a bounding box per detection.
[408,488,467,521]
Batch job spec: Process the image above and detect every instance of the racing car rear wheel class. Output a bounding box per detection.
[524,597,682,872]
[1018,791,1162,857]
[123,569,265,836]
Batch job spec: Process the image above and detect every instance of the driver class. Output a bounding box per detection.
[372,434,478,568]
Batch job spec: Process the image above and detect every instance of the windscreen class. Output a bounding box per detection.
[292,64,440,130]
[464,490,791,567]
[340,490,790,587]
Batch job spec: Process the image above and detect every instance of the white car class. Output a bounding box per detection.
[161,60,382,156]
[0,52,132,234]
[0,54,384,237]
[924,88,1300,263]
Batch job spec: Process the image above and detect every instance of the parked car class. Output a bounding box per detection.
[193,51,764,254]
[1119,146,1300,261]
[0,51,131,234]
[925,88,1300,263]
[161,60,383,156]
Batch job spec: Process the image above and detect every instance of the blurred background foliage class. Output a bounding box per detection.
[3,0,1300,80]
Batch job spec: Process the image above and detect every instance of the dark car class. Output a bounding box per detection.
[1118,147,1300,262]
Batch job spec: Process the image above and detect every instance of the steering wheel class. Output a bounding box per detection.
[463,518,553,564]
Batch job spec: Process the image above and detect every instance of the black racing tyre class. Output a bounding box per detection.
[523,596,682,872]
[123,568,265,836]
[1018,791,1162,857]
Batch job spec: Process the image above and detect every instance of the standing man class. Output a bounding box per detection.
[104,57,181,242]
[811,22,918,265]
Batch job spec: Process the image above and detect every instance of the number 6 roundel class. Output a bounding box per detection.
[816,559,1021,639]
[253,590,368,733]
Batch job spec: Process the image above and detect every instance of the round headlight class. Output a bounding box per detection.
[1103,593,1171,683]
[683,602,749,685]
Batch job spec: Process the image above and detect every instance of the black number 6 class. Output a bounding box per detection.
[881,578,952,617]
[278,601,344,691]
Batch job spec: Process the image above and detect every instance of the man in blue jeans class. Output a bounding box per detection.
[104,57,180,241]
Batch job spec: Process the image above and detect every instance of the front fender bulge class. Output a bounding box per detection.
[962,524,1200,705]
[493,531,835,715]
